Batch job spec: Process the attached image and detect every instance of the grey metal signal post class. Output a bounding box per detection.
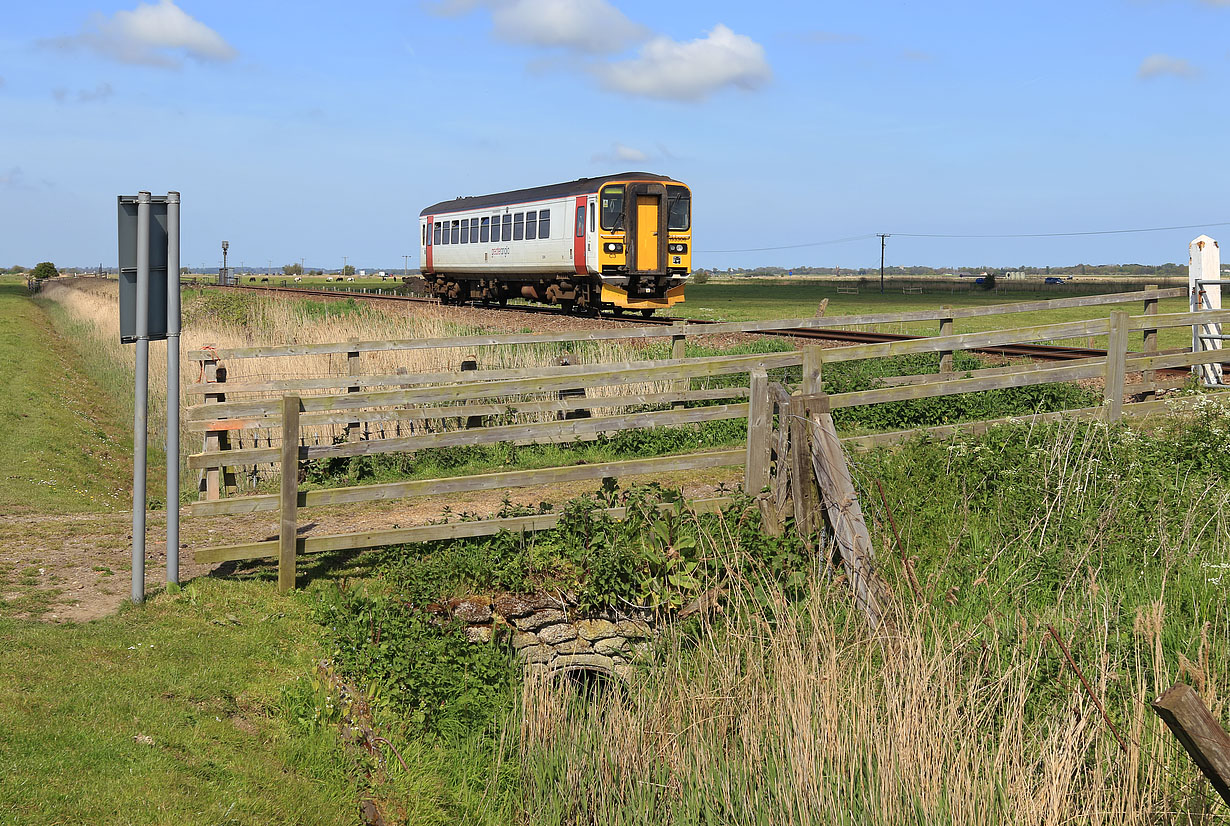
[118,191,182,603]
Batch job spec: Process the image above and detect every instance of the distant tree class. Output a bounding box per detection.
[31,262,58,280]
[342,264,356,276]
[690,269,710,284]
[283,262,303,276]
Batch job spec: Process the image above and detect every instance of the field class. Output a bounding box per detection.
[673,278,1194,350]
[1,276,1227,824]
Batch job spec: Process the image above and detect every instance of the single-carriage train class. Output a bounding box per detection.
[419,173,691,316]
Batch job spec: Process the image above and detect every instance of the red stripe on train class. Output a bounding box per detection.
[424,215,433,272]
[573,196,587,276]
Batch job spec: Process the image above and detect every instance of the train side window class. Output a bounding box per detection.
[460,219,469,244]
[575,205,585,238]
[480,217,490,243]
[433,222,441,245]
[526,210,537,240]
[590,201,595,232]
[422,224,427,246]
[440,221,449,245]
[472,218,480,242]
[513,212,524,241]
[501,214,512,242]
[539,209,550,239]
[450,220,460,244]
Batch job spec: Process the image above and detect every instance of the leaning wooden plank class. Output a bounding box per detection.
[808,406,887,630]
[195,497,735,564]
[185,288,1186,362]
[1151,683,1230,806]
[189,449,746,516]
[184,386,751,433]
[820,318,1111,364]
[827,359,1109,409]
[188,402,750,468]
[188,352,796,421]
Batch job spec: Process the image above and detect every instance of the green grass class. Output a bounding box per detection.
[674,279,1194,350]
[0,579,362,825]
[0,278,131,513]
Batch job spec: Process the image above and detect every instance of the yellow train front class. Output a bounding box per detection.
[419,173,691,316]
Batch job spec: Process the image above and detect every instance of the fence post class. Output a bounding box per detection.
[1189,235,1225,386]
[279,394,300,592]
[1142,285,1159,400]
[789,394,821,535]
[347,338,361,441]
[461,355,483,428]
[939,306,954,374]
[802,345,824,395]
[1151,682,1230,806]
[744,370,771,495]
[200,348,227,500]
[1104,311,1128,422]
[672,334,687,409]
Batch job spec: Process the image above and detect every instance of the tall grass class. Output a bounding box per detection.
[505,414,1230,824]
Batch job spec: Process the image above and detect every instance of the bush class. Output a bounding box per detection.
[31,262,58,280]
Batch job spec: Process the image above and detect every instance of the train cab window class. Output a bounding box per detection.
[422,224,427,246]
[666,185,691,231]
[590,201,595,232]
[450,220,460,244]
[513,212,524,241]
[501,214,512,242]
[526,211,537,240]
[600,185,625,230]
[538,209,550,239]
[480,217,490,243]
[460,219,469,244]
[575,205,585,238]
[433,222,441,245]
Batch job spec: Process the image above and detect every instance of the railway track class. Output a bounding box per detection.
[216,283,1120,363]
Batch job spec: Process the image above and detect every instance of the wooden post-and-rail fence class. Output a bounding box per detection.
[184,288,1230,595]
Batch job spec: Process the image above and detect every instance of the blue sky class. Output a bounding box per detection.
[3,0,1230,271]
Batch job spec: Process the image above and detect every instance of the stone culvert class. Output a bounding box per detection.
[430,594,656,681]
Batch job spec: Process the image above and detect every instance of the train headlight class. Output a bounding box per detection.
[604,242,624,253]
[668,243,688,254]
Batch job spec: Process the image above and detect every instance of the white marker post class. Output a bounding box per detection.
[1189,235,1224,387]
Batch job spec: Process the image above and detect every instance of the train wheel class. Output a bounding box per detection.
[640,308,656,319]
[561,299,575,314]
[611,306,625,317]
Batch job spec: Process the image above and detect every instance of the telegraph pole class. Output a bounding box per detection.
[403,254,410,278]
[877,234,890,294]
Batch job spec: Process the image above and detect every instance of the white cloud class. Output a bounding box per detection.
[1138,53,1198,79]
[0,167,25,189]
[591,142,650,163]
[46,0,235,68]
[432,0,643,53]
[598,24,770,102]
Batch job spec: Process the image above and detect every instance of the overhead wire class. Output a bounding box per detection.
[698,221,1230,254]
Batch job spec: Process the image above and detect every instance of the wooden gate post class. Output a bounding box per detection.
[1142,285,1159,400]
[199,348,227,500]
[1104,311,1128,421]
[347,338,362,441]
[672,334,687,410]
[1152,682,1230,806]
[279,394,301,592]
[744,370,771,495]
[939,307,954,374]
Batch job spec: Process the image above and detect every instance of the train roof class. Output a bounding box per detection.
[419,172,678,217]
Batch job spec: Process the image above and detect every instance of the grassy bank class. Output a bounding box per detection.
[0,278,130,513]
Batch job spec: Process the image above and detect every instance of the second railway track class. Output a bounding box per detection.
[215,283,1127,364]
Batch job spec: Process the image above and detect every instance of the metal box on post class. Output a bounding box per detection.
[118,195,170,342]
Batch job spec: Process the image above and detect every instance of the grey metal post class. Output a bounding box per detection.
[166,192,181,585]
[132,191,151,603]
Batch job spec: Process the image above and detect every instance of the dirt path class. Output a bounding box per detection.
[0,465,744,623]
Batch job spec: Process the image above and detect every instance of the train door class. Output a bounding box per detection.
[626,181,668,273]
